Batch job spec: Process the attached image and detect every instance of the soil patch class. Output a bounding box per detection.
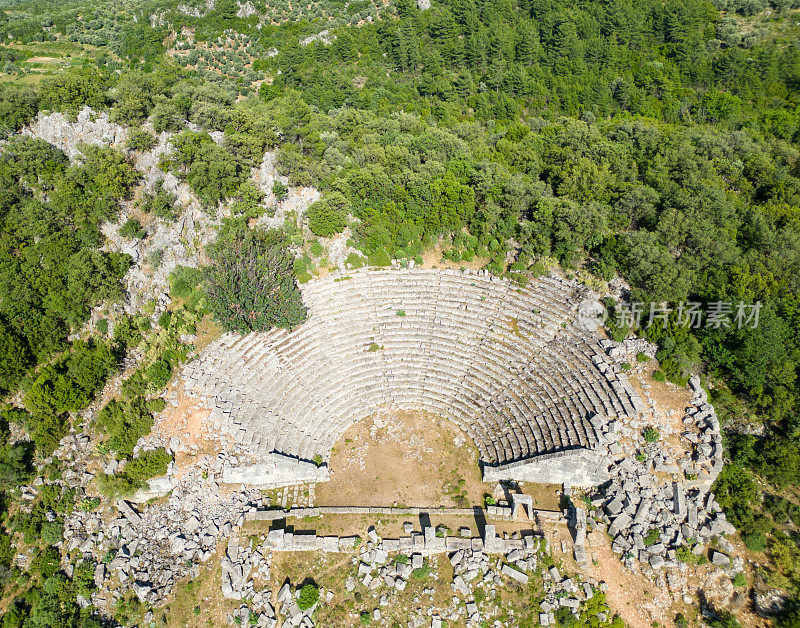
[315,408,485,508]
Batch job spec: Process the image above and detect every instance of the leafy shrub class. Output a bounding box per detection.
[40,519,64,545]
[99,448,171,497]
[554,606,578,627]
[127,129,157,152]
[145,359,172,389]
[96,318,109,335]
[114,314,143,350]
[79,497,101,511]
[171,131,244,207]
[309,240,324,257]
[169,266,204,301]
[652,370,666,382]
[644,528,660,546]
[95,397,155,457]
[346,252,365,268]
[411,562,430,579]
[732,572,746,587]
[148,249,165,268]
[742,532,767,552]
[147,398,166,413]
[119,218,146,239]
[297,583,319,610]
[643,426,660,442]
[205,220,307,332]
[24,340,116,417]
[158,311,172,329]
[120,368,148,400]
[272,181,288,202]
[0,319,33,393]
[141,186,178,221]
[636,352,650,362]
[676,545,702,564]
[306,193,349,237]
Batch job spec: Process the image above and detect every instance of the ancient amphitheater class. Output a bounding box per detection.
[182,268,646,488]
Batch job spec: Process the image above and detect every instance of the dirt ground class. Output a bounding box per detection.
[151,391,214,451]
[161,545,240,628]
[315,408,486,508]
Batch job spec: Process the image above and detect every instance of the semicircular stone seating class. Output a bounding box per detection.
[181,268,643,482]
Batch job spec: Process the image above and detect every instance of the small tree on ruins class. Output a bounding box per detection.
[204,219,308,333]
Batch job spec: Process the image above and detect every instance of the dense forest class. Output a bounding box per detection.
[0,0,799,623]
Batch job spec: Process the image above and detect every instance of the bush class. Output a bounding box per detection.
[346,252,365,268]
[96,397,155,457]
[119,218,146,239]
[742,532,767,552]
[145,359,172,389]
[96,318,109,335]
[23,340,116,417]
[636,352,651,362]
[147,398,166,413]
[158,311,172,329]
[114,314,143,349]
[367,248,391,267]
[644,529,660,546]
[652,370,666,382]
[272,181,288,202]
[169,266,204,301]
[306,193,349,237]
[99,448,171,497]
[127,129,157,152]
[148,249,164,268]
[142,186,178,221]
[297,583,319,610]
[676,544,702,564]
[732,572,747,587]
[554,606,578,627]
[309,240,324,257]
[411,562,430,579]
[40,519,64,545]
[643,426,660,442]
[204,221,307,332]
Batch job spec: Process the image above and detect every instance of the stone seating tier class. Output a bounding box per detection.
[183,268,643,477]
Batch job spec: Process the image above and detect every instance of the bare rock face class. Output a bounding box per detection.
[252,150,320,229]
[300,30,335,46]
[24,107,128,159]
[418,0,432,9]
[236,0,257,17]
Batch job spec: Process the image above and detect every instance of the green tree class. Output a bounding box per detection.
[0,318,32,393]
[306,193,349,237]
